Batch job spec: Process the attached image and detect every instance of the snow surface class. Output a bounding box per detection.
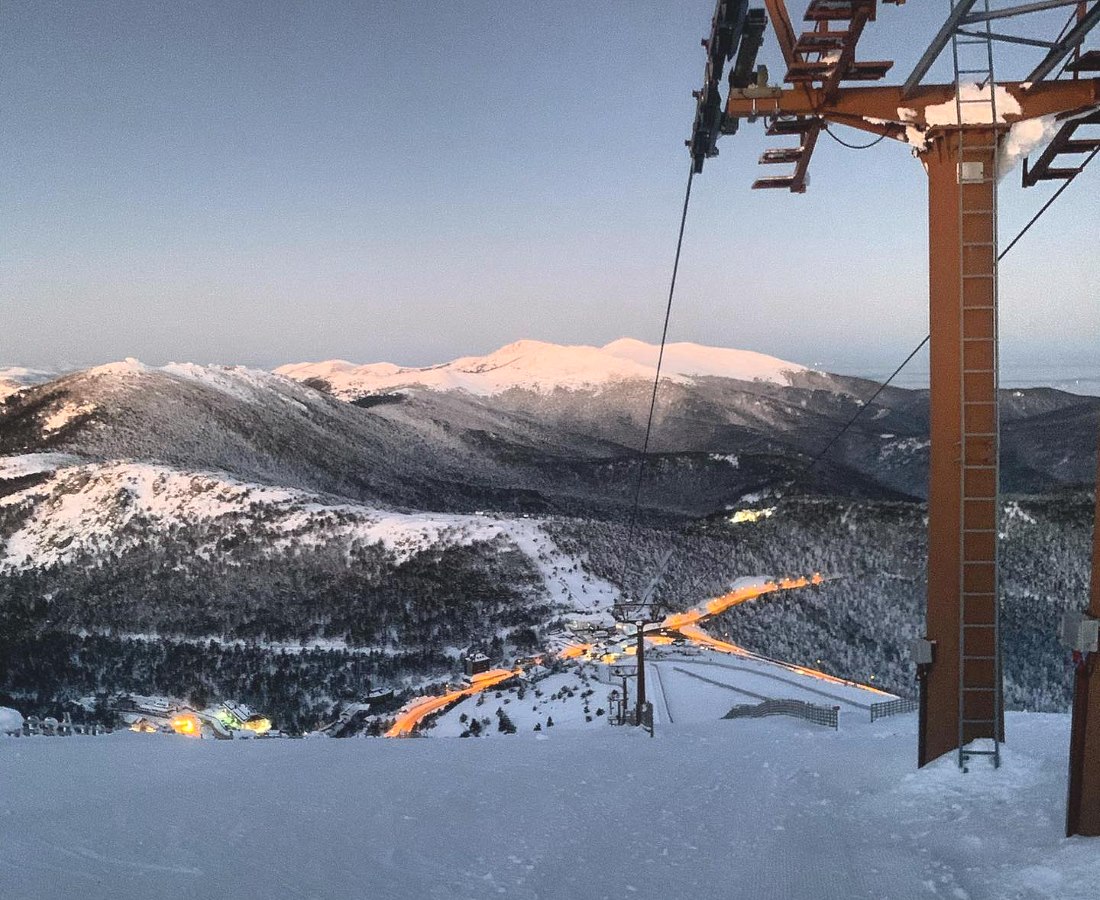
[0,453,82,480]
[0,712,1092,899]
[0,707,23,734]
[900,84,1022,128]
[428,648,888,739]
[159,361,310,405]
[40,400,96,434]
[599,338,807,384]
[276,338,810,398]
[0,366,54,382]
[0,462,294,568]
[878,437,930,461]
[999,115,1058,178]
[66,358,310,407]
[84,358,151,378]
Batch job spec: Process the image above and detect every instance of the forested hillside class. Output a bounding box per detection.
[550,493,1094,711]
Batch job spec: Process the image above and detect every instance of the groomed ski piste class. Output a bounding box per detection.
[424,645,890,738]
[1,705,1091,900]
[386,573,893,739]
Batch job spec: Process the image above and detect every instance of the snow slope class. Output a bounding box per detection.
[0,455,619,617]
[0,707,23,734]
[276,338,810,398]
[0,712,1090,900]
[601,338,807,383]
[428,648,890,738]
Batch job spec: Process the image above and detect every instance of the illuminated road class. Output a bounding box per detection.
[656,574,889,697]
[385,669,521,737]
[660,574,825,630]
[386,571,884,736]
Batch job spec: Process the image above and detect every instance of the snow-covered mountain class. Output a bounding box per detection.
[3,349,1096,516]
[0,351,916,517]
[0,358,547,512]
[276,338,812,399]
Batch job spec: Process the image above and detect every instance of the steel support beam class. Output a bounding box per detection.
[961,0,1085,23]
[725,79,1100,123]
[902,0,980,98]
[897,0,1096,93]
[1066,445,1100,836]
[790,120,821,192]
[696,0,1100,779]
[1026,2,1100,85]
[822,5,873,103]
[1093,448,1100,623]
[956,28,1058,50]
[826,111,906,139]
[762,0,799,70]
[918,128,1004,765]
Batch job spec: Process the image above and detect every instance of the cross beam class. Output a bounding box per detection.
[724,78,1100,125]
[1027,2,1100,84]
[902,0,979,98]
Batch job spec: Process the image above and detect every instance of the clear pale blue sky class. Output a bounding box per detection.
[1,1,1096,380]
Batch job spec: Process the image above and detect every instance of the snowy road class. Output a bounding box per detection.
[386,668,520,737]
[1,713,1091,900]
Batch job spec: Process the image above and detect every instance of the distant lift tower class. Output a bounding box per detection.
[689,1,1100,768]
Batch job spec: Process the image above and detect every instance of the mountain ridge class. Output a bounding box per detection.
[275,337,812,399]
[2,344,1097,518]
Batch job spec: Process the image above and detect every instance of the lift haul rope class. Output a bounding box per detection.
[617,165,696,601]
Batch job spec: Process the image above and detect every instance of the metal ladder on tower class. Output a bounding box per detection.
[950,0,1002,771]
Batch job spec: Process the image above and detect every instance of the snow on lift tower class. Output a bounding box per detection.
[686,0,1100,772]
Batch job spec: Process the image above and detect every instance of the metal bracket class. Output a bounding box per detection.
[910,637,936,665]
[689,2,768,173]
[1062,611,1100,653]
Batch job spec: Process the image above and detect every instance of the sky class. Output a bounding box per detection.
[1,0,1096,382]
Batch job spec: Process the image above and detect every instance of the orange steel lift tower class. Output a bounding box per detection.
[1066,449,1100,836]
[689,0,1100,769]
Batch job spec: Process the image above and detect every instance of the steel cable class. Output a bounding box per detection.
[615,165,696,609]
